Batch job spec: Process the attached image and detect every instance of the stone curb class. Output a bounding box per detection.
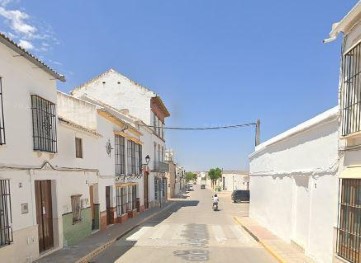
[233,216,286,263]
[75,202,177,263]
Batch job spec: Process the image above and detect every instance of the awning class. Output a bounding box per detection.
[340,166,361,179]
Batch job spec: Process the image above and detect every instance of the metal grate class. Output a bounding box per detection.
[127,141,141,175]
[0,78,5,145]
[115,135,125,175]
[337,179,361,263]
[0,179,12,247]
[342,42,361,136]
[132,185,137,210]
[31,95,57,153]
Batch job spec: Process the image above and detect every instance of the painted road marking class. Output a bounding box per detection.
[126,226,152,241]
[211,225,227,243]
[150,224,170,239]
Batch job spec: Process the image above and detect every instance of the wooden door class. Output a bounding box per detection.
[89,185,95,230]
[144,172,149,209]
[106,186,111,225]
[35,180,54,253]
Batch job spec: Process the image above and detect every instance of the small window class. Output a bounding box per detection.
[71,195,82,224]
[75,138,83,158]
[0,179,12,246]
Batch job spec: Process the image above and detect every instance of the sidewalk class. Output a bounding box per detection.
[234,217,315,263]
[35,201,177,263]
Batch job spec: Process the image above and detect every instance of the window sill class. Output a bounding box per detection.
[341,130,361,140]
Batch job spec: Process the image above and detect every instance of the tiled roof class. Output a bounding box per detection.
[0,32,65,82]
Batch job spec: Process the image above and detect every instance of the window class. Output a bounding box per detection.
[116,187,128,216]
[71,195,82,224]
[127,141,142,175]
[0,78,5,145]
[154,178,158,200]
[337,179,361,262]
[342,42,361,136]
[31,95,57,152]
[0,180,12,246]
[115,135,125,175]
[127,186,132,211]
[75,137,83,158]
[152,111,156,132]
[121,188,127,214]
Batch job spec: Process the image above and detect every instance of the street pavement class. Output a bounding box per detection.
[91,185,277,263]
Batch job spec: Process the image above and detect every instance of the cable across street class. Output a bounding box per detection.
[145,122,257,130]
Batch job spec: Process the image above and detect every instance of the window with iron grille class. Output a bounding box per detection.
[135,144,142,175]
[115,135,125,175]
[127,141,141,175]
[0,180,12,247]
[121,187,127,214]
[31,95,57,152]
[342,42,361,136]
[116,187,124,216]
[132,185,137,210]
[75,137,83,158]
[127,186,132,211]
[337,179,361,263]
[154,178,158,200]
[0,78,5,145]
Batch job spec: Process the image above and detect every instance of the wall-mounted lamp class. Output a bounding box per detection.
[144,155,150,165]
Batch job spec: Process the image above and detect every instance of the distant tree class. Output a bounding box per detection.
[185,172,197,182]
[208,168,222,188]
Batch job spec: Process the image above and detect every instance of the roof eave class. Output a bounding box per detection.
[0,34,65,82]
[327,2,361,41]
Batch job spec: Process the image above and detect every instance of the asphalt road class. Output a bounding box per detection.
[91,185,277,263]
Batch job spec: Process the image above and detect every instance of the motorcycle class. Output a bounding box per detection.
[212,201,218,211]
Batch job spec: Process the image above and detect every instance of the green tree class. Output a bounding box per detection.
[185,172,197,182]
[208,168,222,188]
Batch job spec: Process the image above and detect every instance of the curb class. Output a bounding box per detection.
[233,216,286,263]
[75,202,177,263]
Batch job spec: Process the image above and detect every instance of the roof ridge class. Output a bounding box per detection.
[70,68,157,96]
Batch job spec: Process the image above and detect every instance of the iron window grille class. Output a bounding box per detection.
[127,141,142,175]
[337,179,361,263]
[31,95,57,153]
[127,186,132,211]
[116,187,125,216]
[115,135,125,176]
[75,137,83,158]
[132,185,137,210]
[342,42,361,136]
[0,179,12,247]
[0,78,5,145]
[154,178,158,200]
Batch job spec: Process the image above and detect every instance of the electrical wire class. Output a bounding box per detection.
[142,122,257,130]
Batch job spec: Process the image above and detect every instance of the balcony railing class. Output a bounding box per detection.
[152,161,169,173]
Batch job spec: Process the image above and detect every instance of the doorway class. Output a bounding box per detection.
[144,172,149,209]
[35,180,54,253]
[106,186,112,225]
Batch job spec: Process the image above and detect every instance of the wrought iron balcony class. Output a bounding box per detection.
[152,161,169,173]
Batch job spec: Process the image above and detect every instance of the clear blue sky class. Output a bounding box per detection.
[0,0,356,171]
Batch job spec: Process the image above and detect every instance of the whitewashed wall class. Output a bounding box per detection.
[222,173,249,191]
[71,69,155,125]
[249,107,340,263]
[0,40,57,167]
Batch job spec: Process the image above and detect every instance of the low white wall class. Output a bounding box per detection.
[249,108,339,263]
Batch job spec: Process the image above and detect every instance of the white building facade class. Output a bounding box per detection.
[71,69,170,209]
[249,107,340,263]
[221,171,249,191]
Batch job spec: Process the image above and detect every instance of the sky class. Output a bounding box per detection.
[0,0,357,171]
